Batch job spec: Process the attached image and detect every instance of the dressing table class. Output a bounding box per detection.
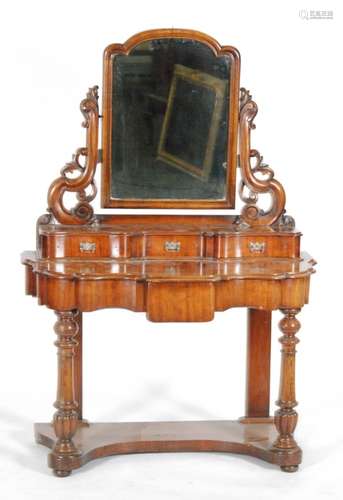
[22,29,316,476]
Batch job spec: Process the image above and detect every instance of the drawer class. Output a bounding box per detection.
[214,235,300,258]
[129,234,203,258]
[41,234,126,258]
[147,281,215,321]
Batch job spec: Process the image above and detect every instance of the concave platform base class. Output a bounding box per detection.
[35,420,302,476]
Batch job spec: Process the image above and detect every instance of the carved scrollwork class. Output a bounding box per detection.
[238,88,286,226]
[273,213,296,231]
[47,86,99,225]
[239,87,252,110]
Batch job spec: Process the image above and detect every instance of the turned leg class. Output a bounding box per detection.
[245,309,271,418]
[74,311,83,421]
[49,311,81,477]
[273,308,302,472]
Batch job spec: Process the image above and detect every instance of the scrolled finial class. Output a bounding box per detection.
[81,85,99,128]
[239,87,252,110]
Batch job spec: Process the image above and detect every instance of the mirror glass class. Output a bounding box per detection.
[110,38,232,201]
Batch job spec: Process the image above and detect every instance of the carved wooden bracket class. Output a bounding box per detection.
[239,88,286,227]
[47,86,99,225]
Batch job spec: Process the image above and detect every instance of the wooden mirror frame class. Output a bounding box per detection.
[101,29,241,209]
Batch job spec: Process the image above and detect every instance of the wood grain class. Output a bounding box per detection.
[74,311,83,421]
[147,281,215,322]
[273,308,301,472]
[22,28,316,477]
[49,311,81,477]
[245,309,271,418]
[47,87,99,225]
[22,251,314,318]
[35,419,302,475]
[239,89,287,226]
[37,216,301,259]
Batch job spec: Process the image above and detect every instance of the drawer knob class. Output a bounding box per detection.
[80,241,96,253]
[248,241,265,254]
[164,241,181,252]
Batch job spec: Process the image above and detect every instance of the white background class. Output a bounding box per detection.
[0,0,342,498]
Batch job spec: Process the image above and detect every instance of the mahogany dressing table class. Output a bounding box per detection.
[22,29,316,476]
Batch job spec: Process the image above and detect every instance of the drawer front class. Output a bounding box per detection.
[42,234,125,258]
[214,235,300,258]
[147,281,215,322]
[129,234,203,258]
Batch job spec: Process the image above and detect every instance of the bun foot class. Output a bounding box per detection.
[53,469,71,477]
[280,465,299,473]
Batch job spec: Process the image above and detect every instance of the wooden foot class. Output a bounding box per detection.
[54,469,72,477]
[49,311,81,476]
[35,419,302,475]
[281,465,299,473]
[273,309,302,466]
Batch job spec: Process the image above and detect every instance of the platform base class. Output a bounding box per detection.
[34,420,302,475]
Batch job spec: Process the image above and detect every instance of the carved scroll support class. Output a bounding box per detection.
[239,88,287,227]
[47,86,99,225]
[273,308,302,472]
[49,311,81,477]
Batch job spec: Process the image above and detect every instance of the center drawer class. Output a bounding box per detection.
[129,234,202,258]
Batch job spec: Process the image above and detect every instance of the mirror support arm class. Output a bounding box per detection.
[238,88,288,227]
[47,86,99,225]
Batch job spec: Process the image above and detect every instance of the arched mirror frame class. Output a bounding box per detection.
[101,29,241,209]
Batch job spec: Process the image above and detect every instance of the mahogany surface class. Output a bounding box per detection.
[22,248,314,319]
[22,29,316,477]
[36,217,301,260]
[35,420,301,475]
[74,311,83,421]
[245,309,271,418]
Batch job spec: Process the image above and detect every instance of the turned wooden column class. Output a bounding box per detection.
[273,308,302,472]
[74,311,83,420]
[49,311,81,477]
